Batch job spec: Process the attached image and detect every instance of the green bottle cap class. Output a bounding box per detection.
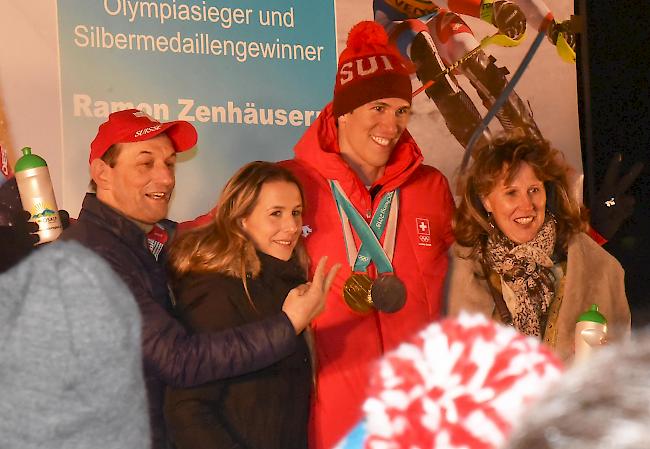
[14,147,47,172]
[577,304,607,324]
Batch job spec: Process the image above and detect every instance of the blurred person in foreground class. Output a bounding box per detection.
[334,313,564,449]
[447,134,630,361]
[0,241,149,449]
[506,332,650,449]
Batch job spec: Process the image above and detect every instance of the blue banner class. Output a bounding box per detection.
[57,0,336,220]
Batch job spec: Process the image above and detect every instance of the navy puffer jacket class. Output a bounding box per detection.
[62,194,297,449]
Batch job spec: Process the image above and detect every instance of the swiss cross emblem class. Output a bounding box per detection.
[416,218,430,235]
[416,218,432,247]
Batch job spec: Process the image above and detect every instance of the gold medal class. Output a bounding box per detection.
[343,273,406,314]
[370,274,406,313]
[343,273,374,314]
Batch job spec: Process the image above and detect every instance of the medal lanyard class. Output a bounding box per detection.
[329,180,399,274]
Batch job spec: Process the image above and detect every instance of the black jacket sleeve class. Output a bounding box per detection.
[104,251,297,388]
[0,178,39,273]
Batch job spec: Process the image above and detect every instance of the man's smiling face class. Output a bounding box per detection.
[338,97,411,180]
[93,133,176,230]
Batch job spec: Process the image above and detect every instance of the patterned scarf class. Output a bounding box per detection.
[482,217,557,337]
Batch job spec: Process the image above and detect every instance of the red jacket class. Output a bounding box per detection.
[282,103,455,449]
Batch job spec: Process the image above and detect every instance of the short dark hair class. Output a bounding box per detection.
[88,144,122,192]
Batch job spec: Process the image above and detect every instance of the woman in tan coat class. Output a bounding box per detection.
[447,135,630,361]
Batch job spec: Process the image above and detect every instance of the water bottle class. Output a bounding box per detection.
[14,147,62,244]
[574,304,607,363]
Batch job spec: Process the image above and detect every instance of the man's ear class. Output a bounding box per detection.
[90,159,112,191]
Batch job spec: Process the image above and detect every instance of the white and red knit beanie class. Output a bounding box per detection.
[333,21,412,118]
[337,313,564,449]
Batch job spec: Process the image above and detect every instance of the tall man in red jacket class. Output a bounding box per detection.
[282,21,455,449]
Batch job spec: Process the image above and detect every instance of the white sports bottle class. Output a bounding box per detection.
[14,147,62,244]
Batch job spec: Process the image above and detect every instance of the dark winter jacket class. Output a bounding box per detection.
[61,194,298,449]
[165,252,311,449]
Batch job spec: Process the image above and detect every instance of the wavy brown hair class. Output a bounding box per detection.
[168,162,309,303]
[454,134,587,255]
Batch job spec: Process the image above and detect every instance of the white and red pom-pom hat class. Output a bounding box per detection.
[89,109,197,164]
[336,313,564,449]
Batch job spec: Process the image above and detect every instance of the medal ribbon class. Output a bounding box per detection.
[329,180,399,274]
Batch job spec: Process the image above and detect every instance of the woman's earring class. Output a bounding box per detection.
[487,212,496,230]
[545,209,557,224]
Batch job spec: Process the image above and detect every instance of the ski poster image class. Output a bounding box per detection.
[336,0,581,187]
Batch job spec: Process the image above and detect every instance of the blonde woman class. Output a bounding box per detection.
[165,161,338,449]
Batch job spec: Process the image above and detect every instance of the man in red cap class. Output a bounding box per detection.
[61,109,332,449]
[282,21,455,449]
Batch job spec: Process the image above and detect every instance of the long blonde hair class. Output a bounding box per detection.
[168,162,309,290]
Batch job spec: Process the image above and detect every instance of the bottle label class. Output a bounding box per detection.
[28,200,61,227]
[0,145,10,185]
[30,201,57,220]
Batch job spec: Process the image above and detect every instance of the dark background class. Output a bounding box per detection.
[577,0,649,327]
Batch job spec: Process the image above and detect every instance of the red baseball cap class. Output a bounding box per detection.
[89,109,198,163]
